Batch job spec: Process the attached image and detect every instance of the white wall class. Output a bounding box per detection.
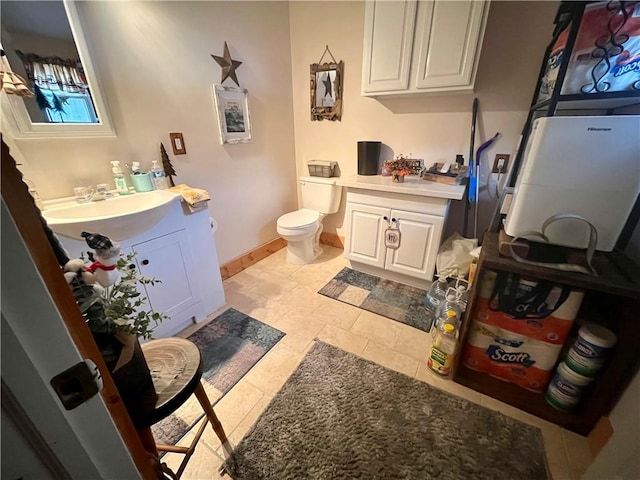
[8,1,297,264]
[289,1,559,240]
[5,1,559,264]
[584,370,640,480]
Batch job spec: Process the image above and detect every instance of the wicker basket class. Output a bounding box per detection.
[307,160,337,178]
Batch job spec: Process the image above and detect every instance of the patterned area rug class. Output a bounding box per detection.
[151,308,284,446]
[224,342,549,480]
[319,267,432,332]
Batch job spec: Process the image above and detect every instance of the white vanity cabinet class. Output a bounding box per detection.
[129,229,200,338]
[346,202,444,278]
[50,196,226,338]
[362,0,489,96]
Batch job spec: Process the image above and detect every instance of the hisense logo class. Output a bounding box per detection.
[587,127,612,131]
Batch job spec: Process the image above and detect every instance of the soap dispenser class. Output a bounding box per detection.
[111,161,131,195]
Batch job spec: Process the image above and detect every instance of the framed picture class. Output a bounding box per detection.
[405,159,423,176]
[212,85,252,144]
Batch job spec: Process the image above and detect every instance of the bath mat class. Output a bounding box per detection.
[151,308,284,446]
[319,267,432,332]
[224,341,549,480]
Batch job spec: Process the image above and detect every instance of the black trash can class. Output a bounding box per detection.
[357,141,381,175]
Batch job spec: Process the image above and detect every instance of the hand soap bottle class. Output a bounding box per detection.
[111,161,131,195]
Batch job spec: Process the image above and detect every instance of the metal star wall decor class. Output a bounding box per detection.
[211,42,242,87]
[322,72,332,98]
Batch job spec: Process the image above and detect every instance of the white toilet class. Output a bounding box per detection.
[277,176,342,265]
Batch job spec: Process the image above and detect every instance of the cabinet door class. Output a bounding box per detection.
[362,0,417,93]
[412,0,488,91]
[132,230,198,332]
[385,209,444,279]
[344,203,389,268]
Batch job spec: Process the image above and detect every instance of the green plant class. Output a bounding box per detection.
[100,252,168,340]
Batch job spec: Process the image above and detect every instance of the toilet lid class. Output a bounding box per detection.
[278,209,320,229]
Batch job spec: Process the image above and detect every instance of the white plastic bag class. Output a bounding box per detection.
[436,233,478,278]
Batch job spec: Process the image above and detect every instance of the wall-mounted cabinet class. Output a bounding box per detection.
[362,0,489,96]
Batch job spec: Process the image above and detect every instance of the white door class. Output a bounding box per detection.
[345,202,389,268]
[385,209,444,279]
[362,0,417,93]
[412,0,488,91]
[1,201,140,479]
[132,229,198,337]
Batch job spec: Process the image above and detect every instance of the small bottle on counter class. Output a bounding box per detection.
[150,160,168,190]
[111,161,131,195]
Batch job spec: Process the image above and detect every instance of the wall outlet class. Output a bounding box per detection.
[492,154,510,174]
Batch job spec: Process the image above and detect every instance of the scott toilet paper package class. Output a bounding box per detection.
[474,271,584,345]
[462,321,563,393]
[562,2,640,94]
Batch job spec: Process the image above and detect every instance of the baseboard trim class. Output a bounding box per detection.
[587,416,614,458]
[320,232,345,249]
[220,238,286,280]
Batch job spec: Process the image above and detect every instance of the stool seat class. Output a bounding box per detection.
[140,338,203,427]
[137,337,233,479]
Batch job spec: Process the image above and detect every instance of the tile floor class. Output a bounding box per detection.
[165,246,593,479]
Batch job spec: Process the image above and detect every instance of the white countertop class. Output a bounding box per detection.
[337,175,465,200]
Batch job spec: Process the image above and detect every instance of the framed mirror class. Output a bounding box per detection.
[0,0,114,138]
[310,60,343,121]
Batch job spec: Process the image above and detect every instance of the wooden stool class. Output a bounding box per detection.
[138,338,233,478]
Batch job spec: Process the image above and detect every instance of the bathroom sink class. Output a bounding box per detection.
[43,190,181,241]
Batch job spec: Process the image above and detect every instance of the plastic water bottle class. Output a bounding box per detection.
[456,285,469,313]
[425,277,448,329]
[428,310,459,377]
[432,288,462,334]
[151,160,168,190]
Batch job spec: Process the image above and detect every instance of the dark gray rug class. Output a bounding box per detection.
[318,267,433,332]
[224,342,549,480]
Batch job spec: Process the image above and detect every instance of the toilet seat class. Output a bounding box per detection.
[277,209,319,230]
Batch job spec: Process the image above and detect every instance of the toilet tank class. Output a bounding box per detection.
[299,176,342,214]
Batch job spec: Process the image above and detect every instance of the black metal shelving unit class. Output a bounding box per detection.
[511,1,640,183]
[495,0,640,247]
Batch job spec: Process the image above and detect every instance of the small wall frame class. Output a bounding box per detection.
[212,85,252,144]
[310,60,343,122]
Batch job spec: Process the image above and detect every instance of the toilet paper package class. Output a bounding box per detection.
[473,271,583,345]
[538,26,569,101]
[562,2,640,95]
[462,320,563,393]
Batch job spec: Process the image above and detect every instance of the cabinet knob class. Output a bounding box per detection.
[383,216,388,221]
[128,264,136,270]
[141,259,150,266]
[391,218,397,223]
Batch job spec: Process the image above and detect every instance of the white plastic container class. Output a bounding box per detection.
[545,361,592,411]
[565,323,617,377]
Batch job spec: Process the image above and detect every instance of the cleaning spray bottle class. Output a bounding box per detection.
[111,161,131,195]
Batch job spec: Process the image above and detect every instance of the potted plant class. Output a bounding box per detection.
[66,239,168,426]
[383,155,412,183]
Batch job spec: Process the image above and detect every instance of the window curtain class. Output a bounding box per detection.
[16,50,88,94]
